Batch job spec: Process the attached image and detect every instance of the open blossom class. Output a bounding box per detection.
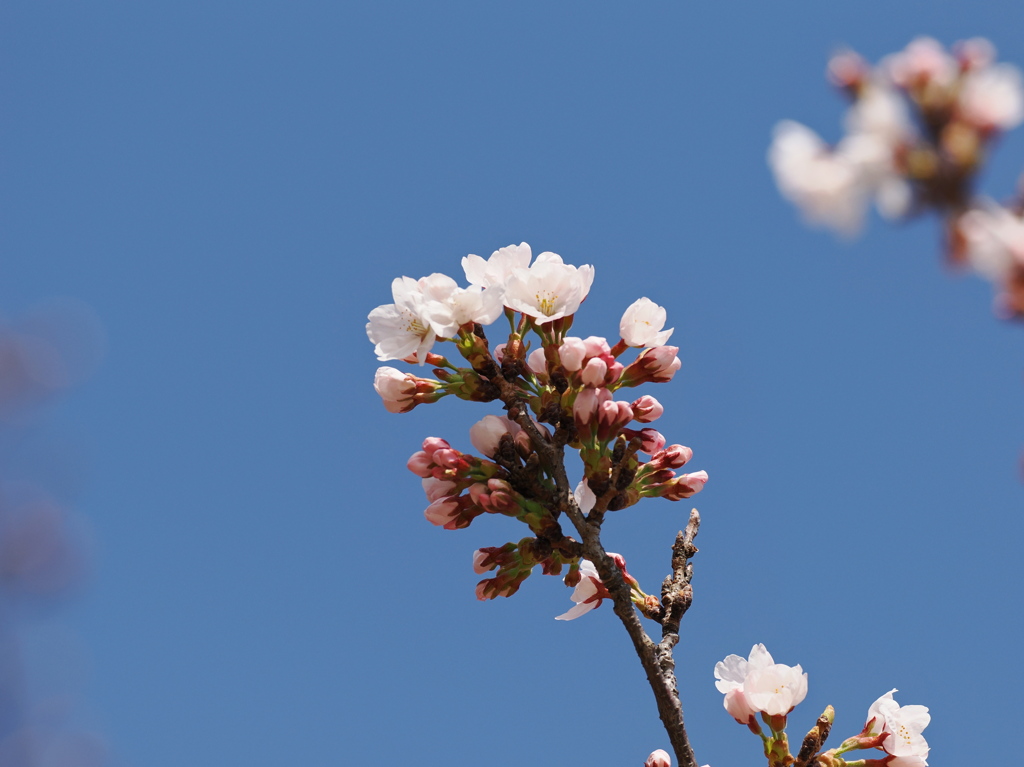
[882,36,958,90]
[462,242,533,290]
[555,559,610,620]
[957,203,1024,280]
[620,298,674,347]
[768,121,870,236]
[503,252,595,323]
[715,644,807,722]
[366,275,461,363]
[958,63,1024,132]
[865,689,930,762]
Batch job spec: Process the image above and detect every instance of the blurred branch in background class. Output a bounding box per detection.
[0,303,107,767]
[769,36,1024,318]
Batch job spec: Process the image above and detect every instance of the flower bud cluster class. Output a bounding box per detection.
[715,645,930,766]
[369,243,707,608]
[771,37,1024,320]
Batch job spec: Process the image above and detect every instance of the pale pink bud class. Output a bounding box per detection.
[955,37,996,71]
[643,346,681,381]
[631,395,663,423]
[432,448,463,469]
[407,451,433,477]
[468,482,489,504]
[663,471,708,500]
[475,580,489,601]
[619,298,673,348]
[724,688,758,725]
[582,336,612,358]
[469,414,510,458]
[597,400,634,435]
[422,437,451,457]
[424,497,459,526]
[559,337,587,371]
[650,444,692,470]
[827,49,868,89]
[574,387,612,426]
[422,477,457,502]
[472,549,492,574]
[581,357,608,387]
[492,343,506,363]
[527,348,548,376]
[373,366,417,413]
[645,749,671,767]
[637,428,666,455]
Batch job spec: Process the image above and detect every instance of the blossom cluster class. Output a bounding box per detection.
[715,644,930,766]
[770,37,1024,317]
[367,243,707,610]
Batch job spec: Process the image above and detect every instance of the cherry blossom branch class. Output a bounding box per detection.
[492,366,699,767]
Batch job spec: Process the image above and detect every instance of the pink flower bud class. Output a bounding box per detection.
[645,749,672,767]
[573,387,612,426]
[559,336,587,371]
[649,444,693,470]
[422,477,457,502]
[643,346,681,381]
[663,470,708,500]
[582,336,612,358]
[597,400,634,440]
[469,414,510,458]
[475,580,490,601]
[407,451,433,477]
[422,437,451,457]
[492,343,506,363]
[631,395,664,423]
[373,366,417,413]
[424,496,460,526]
[468,482,489,504]
[581,357,608,387]
[637,428,666,455]
[472,549,492,574]
[432,448,463,469]
[527,348,548,376]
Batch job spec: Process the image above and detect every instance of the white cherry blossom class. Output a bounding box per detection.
[554,559,606,620]
[715,644,806,721]
[620,298,674,347]
[462,242,532,289]
[865,689,930,762]
[768,121,869,236]
[958,63,1024,132]
[958,203,1024,281]
[373,366,416,412]
[503,252,595,323]
[367,276,457,363]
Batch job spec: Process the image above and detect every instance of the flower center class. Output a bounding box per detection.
[534,291,558,316]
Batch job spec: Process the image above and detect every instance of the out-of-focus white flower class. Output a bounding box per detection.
[883,37,958,90]
[366,275,460,363]
[462,242,533,289]
[555,559,607,620]
[768,121,869,236]
[958,203,1024,281]
[620,298,674,347]
[503,252,595,323]
[958,63,1024,132]
[845,83,913,146]
[714,644,807,721]
[955,37,996,72]
[865,689,930,762]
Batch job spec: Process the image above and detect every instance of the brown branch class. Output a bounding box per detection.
[491,370,699,767]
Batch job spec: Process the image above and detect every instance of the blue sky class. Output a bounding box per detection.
[1,2,1022,765]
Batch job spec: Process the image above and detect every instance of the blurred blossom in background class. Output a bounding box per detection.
[0,302,106,767]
